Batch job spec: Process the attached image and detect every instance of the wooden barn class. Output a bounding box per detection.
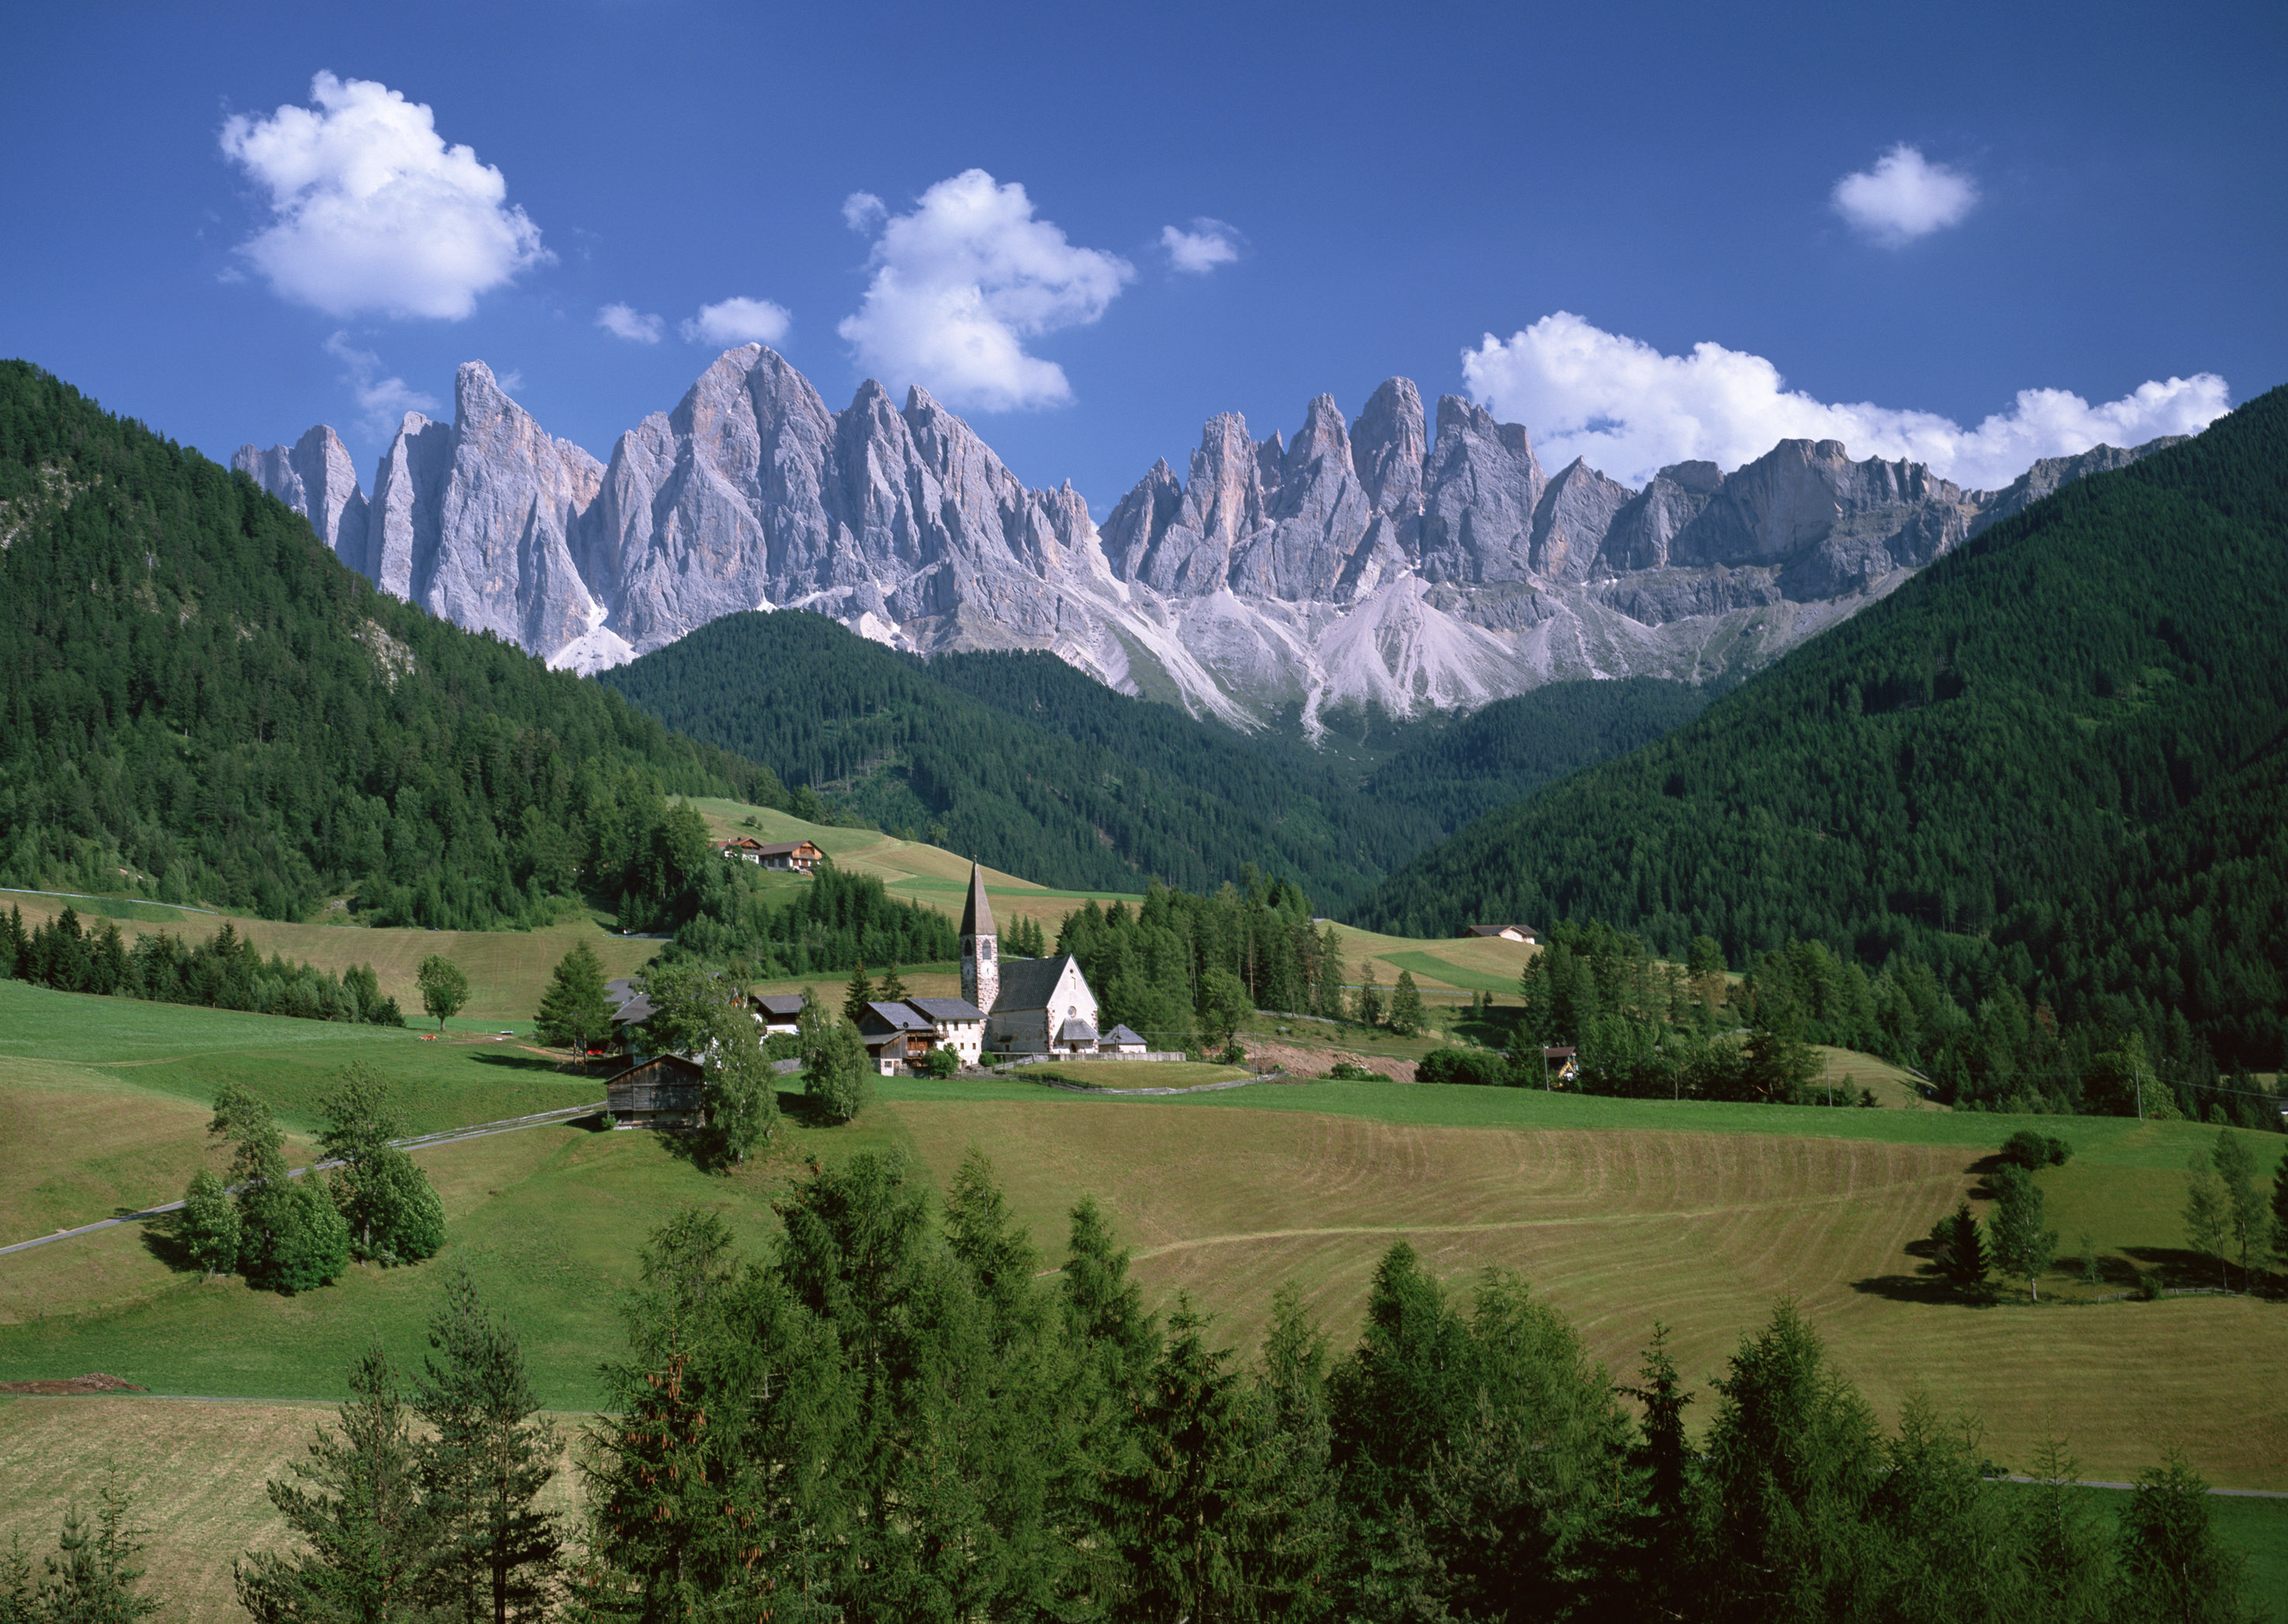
[605,1054,706,1129]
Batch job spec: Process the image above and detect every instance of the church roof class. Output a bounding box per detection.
[960,862,996,939]
[992,952,1081,1014]
[1058,1018,1100,1044]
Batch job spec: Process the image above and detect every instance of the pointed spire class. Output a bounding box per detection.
[960,860,996,940]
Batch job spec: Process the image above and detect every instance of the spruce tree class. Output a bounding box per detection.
[177,1169,241,1279]
[842,965,875,1026]
[1107,1298,1265,1623]
[1388,970,1425,1038]
[1354,962,1384,1028]
[876,965,908,1004]
[1928,1201,1989,1294]
[2111,1453,2255,1624]
[1314,925,1345,1021]
[37,1475,160,1624]
[533,942,615,1064]
[413,1270,560,1624]
[237,1345,427,1624]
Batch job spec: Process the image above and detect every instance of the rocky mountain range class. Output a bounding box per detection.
[237,347,2180,732]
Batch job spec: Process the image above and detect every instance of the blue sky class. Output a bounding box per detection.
[2,0,2280,506]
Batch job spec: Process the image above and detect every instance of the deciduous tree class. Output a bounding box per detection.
[1987,1165,2058,1302]
[178,1169,241,1280]
[1388,969,1425,1038]
[417,955,471,1032]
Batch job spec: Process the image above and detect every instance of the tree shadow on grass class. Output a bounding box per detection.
[136,1213,195,1273]
[464,1050,579,1076]
[1849,1270,1979,1305]
[2124,1244,2246,1292]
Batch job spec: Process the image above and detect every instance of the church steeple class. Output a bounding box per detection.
[960,861,998,1015]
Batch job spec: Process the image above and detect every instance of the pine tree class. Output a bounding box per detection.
[37,1474,160,1624]
[1314,925,1345,1021]
[533,942,615,1064]
[1354,962,1384,1028]
[842,965,875,1026]
[237,1345,427,1624]
[177,1169,241,1279]
[1927,1201,1989,1294]
[876,965,908,1004]
[2111,1453,2255,1624]
[1107,1297,1266,1623]
[1388,970,1425,1038]
[413,1270,560,1624]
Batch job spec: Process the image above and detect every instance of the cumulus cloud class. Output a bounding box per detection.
[1161,218,1241,274]
[324,331,441,438]
[596,302,664,343]
[1832,144,1979,246]
[836,170,1134,411]
[1461,312,2231,490]
[220,71,548,319]
[681,296,792,346]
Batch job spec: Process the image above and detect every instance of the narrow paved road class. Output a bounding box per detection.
[0,1101,604,1258]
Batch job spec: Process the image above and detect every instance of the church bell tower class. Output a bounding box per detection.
[960,861,998,1015]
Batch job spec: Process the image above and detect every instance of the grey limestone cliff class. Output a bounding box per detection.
[237,348,2189,733]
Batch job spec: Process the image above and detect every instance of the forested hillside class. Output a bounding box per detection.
[1363,383,2288,1068]
[601,609,1701,908]
[0,361,783,930]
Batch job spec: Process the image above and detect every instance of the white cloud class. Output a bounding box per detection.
[1461,312,2231,490]
[842,192,887,233]
[1832,143,1979,246]
[323,331,441,438]
[1161,219,1241,274]
[596,302,664,343]
[835,170,1134,412]
[680,296,792,346]
[219,71,548,319]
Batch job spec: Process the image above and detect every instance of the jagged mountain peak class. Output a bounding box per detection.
[237,349,2190,733]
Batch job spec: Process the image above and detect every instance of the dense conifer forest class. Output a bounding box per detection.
[0,361,783,931]
[1363,383,2288,1072]
[600,608,1702,909]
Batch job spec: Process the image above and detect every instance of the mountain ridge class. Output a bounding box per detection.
[238,348,2186,731]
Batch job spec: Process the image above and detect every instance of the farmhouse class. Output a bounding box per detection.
[750,992,804,1035]
[855,1000,938,1075]
[715,836,824,871]
[904,994,987,1064]
[1463,923,1539,944]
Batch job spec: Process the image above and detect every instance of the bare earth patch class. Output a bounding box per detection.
[0,1371,147,1394]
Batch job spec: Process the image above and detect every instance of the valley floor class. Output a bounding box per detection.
[2,983,2283,1619]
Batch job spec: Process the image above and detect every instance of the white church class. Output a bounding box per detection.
[961,864,1147,1061]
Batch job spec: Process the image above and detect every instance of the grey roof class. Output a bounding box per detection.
[612,992,655,1026]
[1058,1018,1100,1043]
[991,953,1079,1014]
[959,861,997,940]
[1104,1025,1145,1045]
[906,996,985,1022]
[865,1000,935,1031]
[752,993,805,1018]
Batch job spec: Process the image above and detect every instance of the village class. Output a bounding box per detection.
[600,856,1161,1128]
